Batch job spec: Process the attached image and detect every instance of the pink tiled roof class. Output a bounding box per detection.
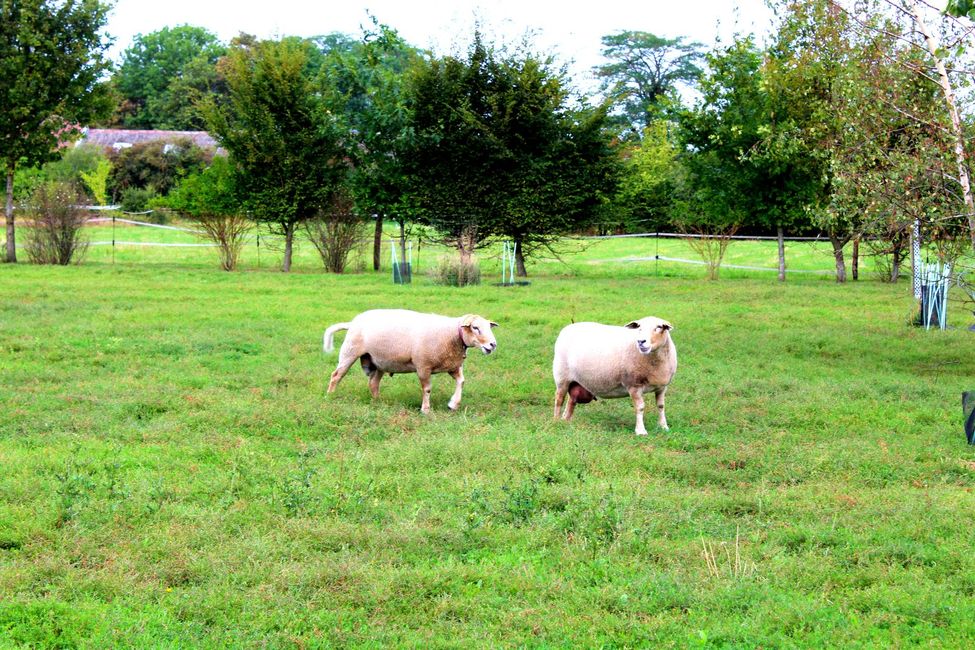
[80,128,219,150]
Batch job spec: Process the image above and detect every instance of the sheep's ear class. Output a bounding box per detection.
[624,321,640,329]
[489,321,499,328]
[460,314,476,328]
[658,322,673,332]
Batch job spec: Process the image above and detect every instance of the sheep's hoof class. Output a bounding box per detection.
[635,429,648,436]
[448,402,459,411]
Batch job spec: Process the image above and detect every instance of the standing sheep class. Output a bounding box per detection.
[552,317,677,435]
[324,309,499,413]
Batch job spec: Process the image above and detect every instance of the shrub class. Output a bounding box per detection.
[305,189,364,273]
[433,256,481,286]
[119,187,157,215]
[23,182,90,265]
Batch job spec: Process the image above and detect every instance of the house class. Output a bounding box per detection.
[78,128,220,153]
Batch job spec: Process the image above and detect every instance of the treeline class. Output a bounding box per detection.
[3,0,974,280]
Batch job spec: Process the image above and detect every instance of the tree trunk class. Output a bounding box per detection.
[5,170,15,263]
[829,233,847,283]
[891,247,902,283]
[514,236,528,278]
[373,214,382,271]
[457,242,472,266]
[282,221,295,272]
[776,226,786,282]
[852,237,859,281]
[908,0,975,254]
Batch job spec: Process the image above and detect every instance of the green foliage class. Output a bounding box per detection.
[107,138,211,200]
[407,32,621,270]
[79,157,111,205]
[945,0,975,20]
[203,37,351,271]
[616,121,680,231]
[319,21,421,232]
[596,31,703,134]
[118,187,155,213]
[112,25,227,129]
[165,155,240,218]
[676,35,820,236]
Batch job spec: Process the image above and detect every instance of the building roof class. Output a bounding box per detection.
[79,128,219,150]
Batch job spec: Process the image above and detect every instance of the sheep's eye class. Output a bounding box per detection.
[472,326,480,333]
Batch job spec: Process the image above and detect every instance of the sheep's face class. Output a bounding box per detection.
[460,315,499,355]
[624,317,673,355]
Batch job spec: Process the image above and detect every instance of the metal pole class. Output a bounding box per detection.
[112,214,116,266]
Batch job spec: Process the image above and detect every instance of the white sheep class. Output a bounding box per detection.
[324,309,499,413]
[552,317,677,435]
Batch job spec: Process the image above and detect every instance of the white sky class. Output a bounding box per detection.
[105,0,776,93]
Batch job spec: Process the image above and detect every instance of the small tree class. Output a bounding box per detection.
[166,156,250,271]
[23,181,90,265]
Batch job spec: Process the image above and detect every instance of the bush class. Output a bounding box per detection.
[119,187,156,214]
[23,182,90,265]
[433,256,481,286]
[305,190,364,273]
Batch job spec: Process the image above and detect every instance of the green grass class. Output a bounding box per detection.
[1,238,974,647]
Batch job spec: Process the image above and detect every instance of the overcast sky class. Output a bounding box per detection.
[105,0,777,93]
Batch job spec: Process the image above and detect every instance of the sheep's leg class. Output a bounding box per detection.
[417,370,433,414]
[655,387,669,431]
[629,386,648,435]
[447,368,464,410]
[327,351,359,393]
[554,384,568,420]
[368,370,384,399]
[562,395,577,421]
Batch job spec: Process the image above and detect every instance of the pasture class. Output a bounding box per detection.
[1,236,974,647]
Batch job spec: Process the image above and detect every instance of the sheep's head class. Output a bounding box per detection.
[624,317,673,355]
[459,314,499,354]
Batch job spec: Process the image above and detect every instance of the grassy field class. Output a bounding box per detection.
[1,232,975,647]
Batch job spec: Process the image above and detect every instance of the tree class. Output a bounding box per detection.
[405,34,504,266]
[1,0,113,263]
[113,25,226,129]
[407,33,621,276]
[319,21,423,272]
[487,53,621,276]
[203,37,350,272]
[595,31,703,135]
[166,156,250,271]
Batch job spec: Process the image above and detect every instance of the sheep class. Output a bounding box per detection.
[324,309,499,414]
[552,317,676,435]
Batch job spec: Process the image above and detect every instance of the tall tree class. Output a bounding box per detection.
[203,37,349,272]
[487,52,621,276]
[405,34,504,265]
[320,21,422,271]
[595,31,703,134]
[1,0,113,263]
[113,25,226,129]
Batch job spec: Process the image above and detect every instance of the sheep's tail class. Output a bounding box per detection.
[323,322,350,353]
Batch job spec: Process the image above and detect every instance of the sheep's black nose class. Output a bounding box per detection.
[637,339,647,346]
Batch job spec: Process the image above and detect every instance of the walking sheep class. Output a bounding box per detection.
[553,317,676,435]
[324,309,499,413]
